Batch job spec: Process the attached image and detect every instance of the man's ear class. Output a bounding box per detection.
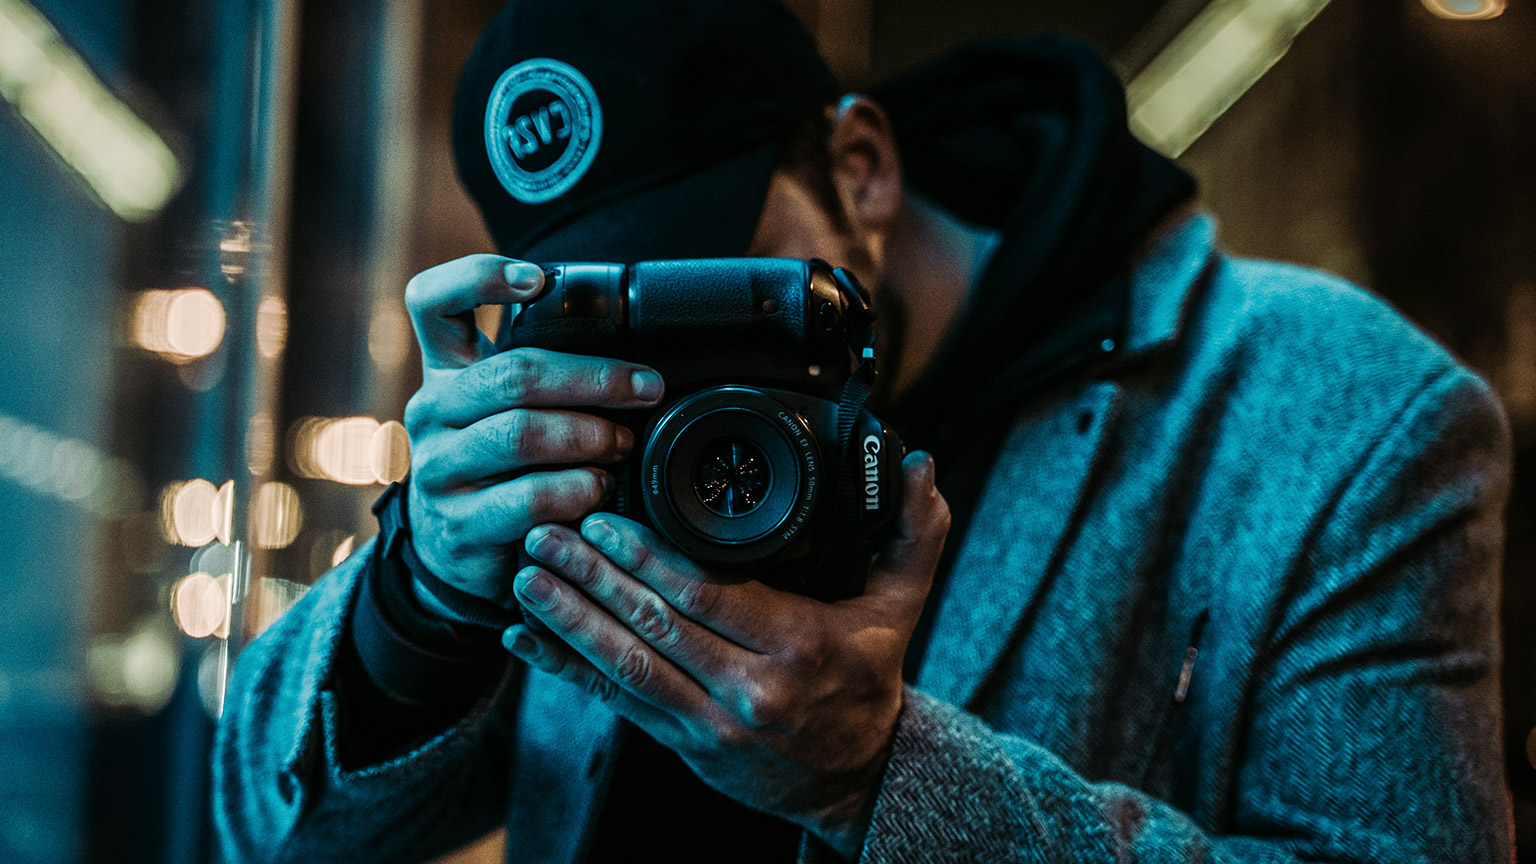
[827,94,903,240]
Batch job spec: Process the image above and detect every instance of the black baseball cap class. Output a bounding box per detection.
[454,0,841,264]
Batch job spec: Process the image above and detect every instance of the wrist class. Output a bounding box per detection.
[807,791,875,861]
[375,478,520,632]
[408,567,481,625]
[804,742,890,860]
[806,691,904,859]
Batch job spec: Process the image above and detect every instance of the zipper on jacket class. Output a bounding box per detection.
[1174,610,1208,702]
[1137,608,1209,788]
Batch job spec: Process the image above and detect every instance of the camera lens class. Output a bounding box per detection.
[693,438,772,517]
[640,386,822,565]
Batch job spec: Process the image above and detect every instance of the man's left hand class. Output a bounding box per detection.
[502,451,950,859]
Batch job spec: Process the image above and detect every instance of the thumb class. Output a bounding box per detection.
[861,451,951,619]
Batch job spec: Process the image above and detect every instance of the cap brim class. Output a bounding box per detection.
[513,138,780,264]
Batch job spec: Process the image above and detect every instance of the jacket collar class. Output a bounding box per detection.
[1117,211,1214,362]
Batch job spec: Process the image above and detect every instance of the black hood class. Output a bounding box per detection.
[872,35,1195,450]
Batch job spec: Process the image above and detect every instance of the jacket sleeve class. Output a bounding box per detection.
[211,539,519,864]
[852,367,1513,863]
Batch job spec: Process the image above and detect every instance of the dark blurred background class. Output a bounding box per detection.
[0,0,1529,861]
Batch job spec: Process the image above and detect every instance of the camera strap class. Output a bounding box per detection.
[811,267,880,599]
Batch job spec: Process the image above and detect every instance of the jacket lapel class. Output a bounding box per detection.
[504,669,623,864]
[911,214,1211,710]
[915,380,1122,709]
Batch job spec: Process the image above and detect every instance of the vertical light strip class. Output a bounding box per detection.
[0,0,182,220]
[226,0,303,672]
[1127,0,1334,158]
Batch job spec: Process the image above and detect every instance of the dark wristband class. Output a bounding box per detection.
[348,481,509,705]
[375,480,523,632]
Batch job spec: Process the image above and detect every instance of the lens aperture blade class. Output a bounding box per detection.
[695,439,771,517]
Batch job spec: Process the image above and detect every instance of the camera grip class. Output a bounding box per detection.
[626,258,811,345]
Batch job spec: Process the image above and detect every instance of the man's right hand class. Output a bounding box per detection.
[401,254,665,615]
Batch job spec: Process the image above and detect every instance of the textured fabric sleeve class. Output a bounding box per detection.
[212,540,520,864]
[855,367,1513,864]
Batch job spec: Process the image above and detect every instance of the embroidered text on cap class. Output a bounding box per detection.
[484,58,603,204]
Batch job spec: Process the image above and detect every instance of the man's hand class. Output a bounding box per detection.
[502,452,950,858]
[401,254,666,609]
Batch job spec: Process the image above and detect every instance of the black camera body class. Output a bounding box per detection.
[502,258,903,601]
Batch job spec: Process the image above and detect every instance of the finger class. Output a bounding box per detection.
[510,567,712,720]
[525,524,757,689]
[503,624,684,742]
[430,348,665,428]
[860,451,950,621]
[423,410,633,488]
[576,514,797,653]
[404,255,545,371]
[429,468,612,563]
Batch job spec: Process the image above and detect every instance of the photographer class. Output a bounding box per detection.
[213,0,1513,862]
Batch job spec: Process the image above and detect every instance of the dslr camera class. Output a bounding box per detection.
[503,258,903,601]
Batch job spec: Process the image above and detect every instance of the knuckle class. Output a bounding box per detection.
[931,498,953,535]
[709,719,747,751]
[556,602,593,636]
[407,438,444,488]
[503,482,543,526]
[566,547,602,587]
[581,672,619,702]
[672,577,714,620]
[586,363,615,399]
[628,596,676,645]
[779,639,821,678]
[497,350,540,405]
[403,390,433,435]
[496,409,536,462]
[559,419,600,464]
[739,681,786,729]
[610,644,653,690]
[527,479,567,521]
[403,273,429,313]
[512,472,599,525]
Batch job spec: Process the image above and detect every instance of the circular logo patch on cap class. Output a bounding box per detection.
[484,58,603,205]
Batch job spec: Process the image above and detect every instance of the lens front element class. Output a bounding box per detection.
[640,386,821,565]
[693,438,771,517]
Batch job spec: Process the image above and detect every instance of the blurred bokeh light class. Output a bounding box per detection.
[1422,0,1505,19]
[132,289,227,363]
[170,572,229,639]
[249,481,303,549]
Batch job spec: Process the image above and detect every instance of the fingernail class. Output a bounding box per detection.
[631,370,663,401]
[505,629,536,657]
[614,425,635,456]
[505,261,543,291]
[526,526,567,566]
[583,518,618,550]
[519,571,559,609]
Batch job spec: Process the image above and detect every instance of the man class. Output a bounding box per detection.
[213,0,1514,861]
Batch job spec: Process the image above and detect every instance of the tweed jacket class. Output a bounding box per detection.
[213,215,1513,863]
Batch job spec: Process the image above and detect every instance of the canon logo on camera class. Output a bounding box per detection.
[862,434,881,510]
